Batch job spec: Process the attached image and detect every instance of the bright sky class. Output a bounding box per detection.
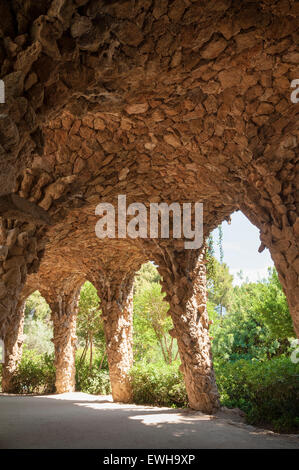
[212,211,274,286]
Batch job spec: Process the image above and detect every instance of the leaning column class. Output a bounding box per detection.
[47,289,80,394]
[1,301,25,392]
[92,272,134,403]
[154,244,220,413]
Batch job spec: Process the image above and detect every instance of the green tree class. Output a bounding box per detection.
[134,261,161,293]
[24,291,53,355]
[211,268,295,362]
[134,263,179,364]
[254,268,295,339]
[25,291,51,321]
[207,259,233,317]
[218,225,224,264]
[206,237,217,282]
[77,282,105,369]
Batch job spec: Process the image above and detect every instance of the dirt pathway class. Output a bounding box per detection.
[0,393,298,449]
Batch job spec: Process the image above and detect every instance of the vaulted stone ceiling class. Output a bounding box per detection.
[0,0,298,335]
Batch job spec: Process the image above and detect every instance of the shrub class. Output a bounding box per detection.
[75,353,111,395]
[2,348,111,395]
[10,348,55,394]
[130,361,188,408]
[214,356,299,433]
[3,346,297,434]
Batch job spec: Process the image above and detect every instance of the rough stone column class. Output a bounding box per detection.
[1,301,25,392]
[151,244,220,413]
[48,289,80,394]
[92,272,134,403]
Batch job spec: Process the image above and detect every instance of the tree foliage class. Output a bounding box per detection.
[77,281,105,368]
[133,262,178,364]
[207,259,233,316]
[24,291,53,355]
[25,291,51,321]
[253,268,294,339]
[134,261,161,293]
[211,268,295,362]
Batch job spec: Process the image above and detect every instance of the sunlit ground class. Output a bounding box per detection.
[1,392,298,448]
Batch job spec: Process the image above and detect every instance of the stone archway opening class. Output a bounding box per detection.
[210,209,297,339]
[211,211,274,285]
[0,0,297,430]
[0,289,53,393]
[75,280,109,392]
[207,209,296,363]
[133,261,179,366]
[23,290,53,356]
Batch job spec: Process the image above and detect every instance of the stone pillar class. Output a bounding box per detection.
[154,245,220,413]
[48,289,80,394]
[92,272,134,403]
[1,302,25,392]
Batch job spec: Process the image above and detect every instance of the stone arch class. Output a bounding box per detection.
[8,108,297,335]
[0,0,298,412]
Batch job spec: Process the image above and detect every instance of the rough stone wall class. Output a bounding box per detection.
[1,300,25,392]
[89,270,135,403]
[0,0,88,195]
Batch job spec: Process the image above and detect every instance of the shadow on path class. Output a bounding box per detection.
[0,393,298,449]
